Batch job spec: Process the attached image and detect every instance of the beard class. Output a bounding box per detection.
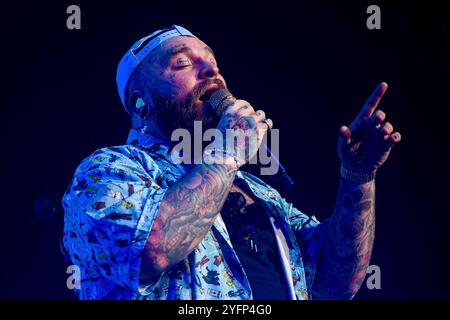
[149,79,226,138]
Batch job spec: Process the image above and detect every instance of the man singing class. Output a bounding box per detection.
[62,25,401,300]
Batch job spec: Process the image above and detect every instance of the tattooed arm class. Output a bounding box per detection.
[311,83,401,299]
[140,98,272,280]
[311,179,375,299]
[140,163,236,279]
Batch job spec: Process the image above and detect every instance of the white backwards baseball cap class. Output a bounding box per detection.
[116,25,196,113]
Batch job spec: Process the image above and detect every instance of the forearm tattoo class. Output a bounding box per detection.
[312,179,376,299]
[141,163,236,278]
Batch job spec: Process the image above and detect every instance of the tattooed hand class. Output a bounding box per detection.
[215,99,273,165]
[337,82,401,174]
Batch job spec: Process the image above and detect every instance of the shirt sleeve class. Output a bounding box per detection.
[62,146,167,299]
[283,201,329,297]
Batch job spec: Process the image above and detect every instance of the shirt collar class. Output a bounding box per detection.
[126,129,170,148]
[126,128,193,173]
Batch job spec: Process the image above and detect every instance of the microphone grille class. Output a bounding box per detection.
[209,89,233,116]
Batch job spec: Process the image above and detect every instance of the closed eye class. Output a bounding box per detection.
[171,54,193,69]
[175,58,191,67]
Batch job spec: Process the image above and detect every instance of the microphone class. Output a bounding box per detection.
[209,89,296,192]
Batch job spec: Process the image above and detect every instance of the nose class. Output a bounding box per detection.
[199,60,219,80]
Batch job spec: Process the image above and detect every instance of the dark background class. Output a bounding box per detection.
[0,0,448,299]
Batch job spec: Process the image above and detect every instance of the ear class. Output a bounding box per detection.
[136,97,146,109]
[129,91,151,120]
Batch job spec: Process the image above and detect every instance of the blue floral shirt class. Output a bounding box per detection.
[62,129,325,300]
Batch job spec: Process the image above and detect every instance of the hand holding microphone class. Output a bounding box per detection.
[208,89,296,192]
[208,89,273,167]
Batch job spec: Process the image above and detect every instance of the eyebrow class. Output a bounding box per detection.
[168,45,192,57]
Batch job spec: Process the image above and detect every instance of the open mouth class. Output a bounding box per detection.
[199,86,220,102]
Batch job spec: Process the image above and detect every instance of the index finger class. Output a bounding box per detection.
[223,99,251,115]
[358,82,388,121]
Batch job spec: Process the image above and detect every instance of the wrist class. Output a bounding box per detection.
[340,165,376,184]
[203,148,241,171]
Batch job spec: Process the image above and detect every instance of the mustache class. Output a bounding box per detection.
[150,79,226,138]
[191,78,227,101]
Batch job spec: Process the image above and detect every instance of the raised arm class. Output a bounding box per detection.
[312,82,401,299]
